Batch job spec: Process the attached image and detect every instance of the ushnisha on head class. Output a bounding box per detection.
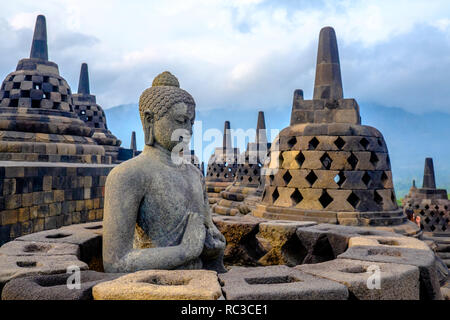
[139,71,196,151]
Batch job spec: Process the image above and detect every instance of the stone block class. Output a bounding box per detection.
[256,220,316,266]
[93,270,222,300]
[0,254,87,289]
[0,240,79,257]
[338,245,443,300]
[219,265,348,300]
[2,271,123,300]
[212,215,265,266]
[295,223,399,264]
[348,235,430,251]
[296,258,419,299]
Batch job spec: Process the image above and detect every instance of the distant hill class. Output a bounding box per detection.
[104,103,450,198]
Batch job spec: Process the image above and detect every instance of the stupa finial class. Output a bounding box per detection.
[78,63,90,94]
[423,157,436,189]
[30,15,48,60]
[313,26,343,100]
[223,121,232,150]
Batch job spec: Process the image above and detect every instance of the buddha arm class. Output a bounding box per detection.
[102,167,204,273]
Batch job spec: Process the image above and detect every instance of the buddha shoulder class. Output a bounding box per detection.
[105,155,151,188]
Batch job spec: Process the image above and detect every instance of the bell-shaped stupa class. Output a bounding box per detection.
[213,111,270,215]
[72,63,122,162]
[0,15,107,163]
[205,121,240,205]
[403,158,449,233]
[253,27,418,234]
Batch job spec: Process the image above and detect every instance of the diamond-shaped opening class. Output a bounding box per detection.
[362,172,371,187]
[425,204,429,210]
[377,138,383,147]
[347,153,358,170]
[248,176,253,182]
[430,211,435,217]
[283,171,292,185]
[278,153,284,167]
[334,137,346,150]
[244,168,249,174]
[295,152,305,167]
[334,171,346,187]
[308,137,319,150]
[434,205,439,210]
[318,190,333,208]
[272,188,280,202]
[391,191,396,204]
[347,192,360,209]
[269,174,275,182]
[287,136,297,148]
[381,171,388,187]
[305,170,318,187]
[291,189,303,205]
[320,152,332,170]
[374,191,383,205]
[424,216,430,224]
[369,152,379,167]
[430,225,435,231]
[360,137,370,150]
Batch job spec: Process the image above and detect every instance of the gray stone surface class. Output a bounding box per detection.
[219,265,348,300]
[0,254,87,289]
[297,258,420,299]
[1,270,123,300]
[15,226,101,246]
[256,220,316,266]
[0,240,79,257]
[102,72,225,273]
[93,270,222,300]
[338,245,443,300]
[296,223,400,263]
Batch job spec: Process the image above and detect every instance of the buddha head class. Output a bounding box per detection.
[139,71,196,151]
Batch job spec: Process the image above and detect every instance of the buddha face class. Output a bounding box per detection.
[150,102,195,151]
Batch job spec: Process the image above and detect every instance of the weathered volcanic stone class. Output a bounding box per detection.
[348,235,431,251]
[296,258,420,300]
[102,72,225,274]
[92,270,222,300]
[212,215,266,266]
[0,254,87,290]
[338,245,443,300]
[1,270,123,300]
[15,225,102,271]
[219,265,348,300]
[256,220,316,266]
[295,223,400,264]
[16,223,102,246]
[0,240,79,257]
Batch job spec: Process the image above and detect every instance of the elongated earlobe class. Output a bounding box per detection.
[144,112,154,146]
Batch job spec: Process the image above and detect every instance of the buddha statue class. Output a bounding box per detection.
[102,71,226,273]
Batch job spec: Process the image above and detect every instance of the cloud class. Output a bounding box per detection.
[0,0,449,115]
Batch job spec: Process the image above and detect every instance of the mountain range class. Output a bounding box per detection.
[105,102,450,198]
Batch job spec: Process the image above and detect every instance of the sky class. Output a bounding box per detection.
[1,0,450,115]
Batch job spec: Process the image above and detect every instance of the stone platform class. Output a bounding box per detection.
[0,218,446,300]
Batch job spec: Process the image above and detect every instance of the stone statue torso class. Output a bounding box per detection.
[133,151,206,249]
